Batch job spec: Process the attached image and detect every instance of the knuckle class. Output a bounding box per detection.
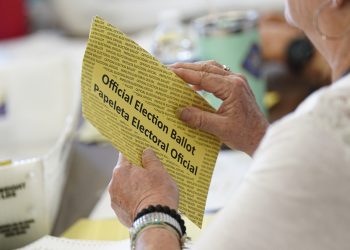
[143,156,160,169]
[224,82,235,95]
[143,156,157,166]
[201,62,211,72]
[112,166,127,180]
[194,113,205,129]
[171,62,182,68]
[235,78,246,88]
[236,73,248,83]
[230,75,247,90]
[200,71,211,82]
[108,181,115,196]
[208,60,221,67]
[196,60,206,65]
[112,166,119,176]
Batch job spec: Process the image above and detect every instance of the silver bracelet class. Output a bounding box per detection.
[129,212,186,249]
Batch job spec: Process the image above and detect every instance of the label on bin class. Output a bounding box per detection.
[0,182,26,200]
[81,16,221,228]
[0,219,35,238]
[0,160,48,249]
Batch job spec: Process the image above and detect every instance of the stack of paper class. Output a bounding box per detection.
[20,236,129,250]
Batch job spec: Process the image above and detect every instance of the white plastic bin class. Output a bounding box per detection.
[0,33,82,249]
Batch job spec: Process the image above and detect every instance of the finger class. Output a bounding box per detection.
[172,68,234,100]
[192,85,203,91]
[178,106,224,135]
[170,60,222,68]
[116,152,132,168]
[142,148,163,170]
[170,61,230,76]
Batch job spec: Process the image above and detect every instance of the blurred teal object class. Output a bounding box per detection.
[194,11,266,114]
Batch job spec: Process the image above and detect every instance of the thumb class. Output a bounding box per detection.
[142,148,163,169]
[178,107,222,135]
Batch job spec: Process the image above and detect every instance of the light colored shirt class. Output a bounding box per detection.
[193,74,350,250]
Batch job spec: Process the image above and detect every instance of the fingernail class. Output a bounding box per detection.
[143,147,155,157]
[176,107,190,122]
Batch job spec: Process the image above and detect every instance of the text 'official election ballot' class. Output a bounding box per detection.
[81,16,221,228]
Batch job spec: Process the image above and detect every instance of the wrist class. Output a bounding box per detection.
[136,226,181,250]
[135,197,178,220]
[130,209,187,250]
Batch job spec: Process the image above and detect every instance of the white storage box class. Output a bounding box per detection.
[0,33,82,249]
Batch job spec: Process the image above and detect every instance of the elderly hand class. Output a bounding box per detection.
[108,148,179,227]
[170,61,268,156]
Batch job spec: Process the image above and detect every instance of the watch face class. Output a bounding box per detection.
[287,37,314,72]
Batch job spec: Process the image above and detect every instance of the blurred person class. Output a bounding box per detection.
[259,12,331,82]
[109,0,350,249]
[260,13,332,122]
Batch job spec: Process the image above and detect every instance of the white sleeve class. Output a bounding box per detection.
[192,113,350,250]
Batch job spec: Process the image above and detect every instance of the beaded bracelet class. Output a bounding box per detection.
[134,205,186,235]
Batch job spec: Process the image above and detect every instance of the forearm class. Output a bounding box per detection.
[136,227,181,250]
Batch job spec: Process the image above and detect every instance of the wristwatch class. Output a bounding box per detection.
[130,212,186,249]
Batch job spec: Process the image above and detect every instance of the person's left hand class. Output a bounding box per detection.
[108,148,179,227]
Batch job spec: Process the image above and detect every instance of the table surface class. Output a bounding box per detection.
[53,140,253,235]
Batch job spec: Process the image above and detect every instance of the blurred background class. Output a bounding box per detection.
[1,0,331,119]
[0,0,332,249]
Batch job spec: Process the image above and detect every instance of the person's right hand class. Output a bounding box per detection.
[109,149,179,227]
[170,61,268,156]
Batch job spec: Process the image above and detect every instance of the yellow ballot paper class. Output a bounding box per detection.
[81,16,221,228]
